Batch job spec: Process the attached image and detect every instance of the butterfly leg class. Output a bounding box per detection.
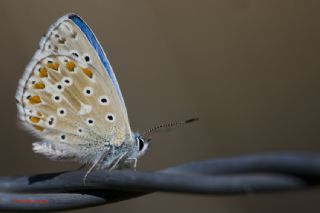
[83,148,110,186]
[109,151,128,171]
[126,158,138,170]
[76,163,87,171]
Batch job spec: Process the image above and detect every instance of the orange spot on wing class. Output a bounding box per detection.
[33,82,45,89]
[39,68,48,78]
[32,125,44,131]
[66,61,76,71]
[47,62,59,70]
[82,68,93,78]
[29,116,40,123]
[29,95,41,104]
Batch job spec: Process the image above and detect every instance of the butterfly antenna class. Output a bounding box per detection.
[140,118,199,138]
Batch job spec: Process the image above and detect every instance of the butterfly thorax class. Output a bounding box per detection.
[92,132,148,170]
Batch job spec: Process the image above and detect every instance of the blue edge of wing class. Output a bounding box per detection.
[69,14,124,104]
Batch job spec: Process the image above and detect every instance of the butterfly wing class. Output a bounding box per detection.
[68,14,128,117]
[16,14,133,162]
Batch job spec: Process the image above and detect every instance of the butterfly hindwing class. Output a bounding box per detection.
[16,14,133,162]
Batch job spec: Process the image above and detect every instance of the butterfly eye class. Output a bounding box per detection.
[138,138,145,151]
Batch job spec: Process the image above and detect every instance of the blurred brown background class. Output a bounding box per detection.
[1,0,320,212]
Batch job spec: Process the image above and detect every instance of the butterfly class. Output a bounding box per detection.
[16,13,197,184]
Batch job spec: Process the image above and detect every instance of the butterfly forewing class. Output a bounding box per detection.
[16,14,132,162]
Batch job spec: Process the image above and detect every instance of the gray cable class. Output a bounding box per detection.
[0,152,319,211]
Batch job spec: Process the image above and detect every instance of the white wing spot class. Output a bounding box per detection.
[60,134,66,141]
[79,103,92,115]
[83,87,93,96]
[23,92,31,101]
[47,116,56,127]
[44,58,54,64]
[57,108,67,117]
[71,50,80,58]
[52,94,62,103]
[56,83,64,91]
[77,128,83,134]
[98,96,109,106]
[86,118,95,126]
[105,113,115,123]
[83,54,91,63]
[62,77,72,86]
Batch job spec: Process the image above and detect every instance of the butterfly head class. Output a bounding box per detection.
[131,133,150,159]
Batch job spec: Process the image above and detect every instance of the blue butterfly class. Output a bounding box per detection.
[16,13,197,184]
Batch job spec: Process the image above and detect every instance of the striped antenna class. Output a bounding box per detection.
[140,118,199,138]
